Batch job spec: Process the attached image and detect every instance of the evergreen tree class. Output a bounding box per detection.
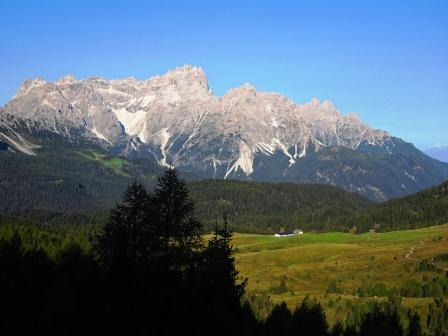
[197,217,249,334]
[291,297,329,336]
[427,298,448,336]
[343,326,358,336]
[330,321,345,336]
[359,301,403,336]
[153,168,203,273]
[407,310,422,336]
[264,302,292,336]
[203,220,247,301]
[95,182,150,269]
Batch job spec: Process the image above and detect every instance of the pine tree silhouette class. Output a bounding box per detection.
[359,301,403,336]
[264,302,292,336]
[153,168,203,273]
[96,182,150,269]
[407,310,422,336]
[291,296,329,336]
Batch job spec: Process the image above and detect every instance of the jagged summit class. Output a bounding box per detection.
[2,65,391,173]
[3,64,443,201]
[0,65,448,199]
[17,77,49,96]
[56,75,77,85]
[163,64,207,81]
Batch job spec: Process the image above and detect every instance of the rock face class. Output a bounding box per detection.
[1,66,390,169]
[1,64,448,201]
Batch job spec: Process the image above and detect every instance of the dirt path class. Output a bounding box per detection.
[405,240,424,261]
[405,239,448,272]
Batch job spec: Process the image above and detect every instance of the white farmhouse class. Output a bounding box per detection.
[274,229,304,237]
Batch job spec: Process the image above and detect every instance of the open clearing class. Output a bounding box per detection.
[233,224,448,324]
[77,150,129,176]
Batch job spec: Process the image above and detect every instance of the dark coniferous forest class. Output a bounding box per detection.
[0,169,432,335]
[2,145,448,235]
[191,179,448,233]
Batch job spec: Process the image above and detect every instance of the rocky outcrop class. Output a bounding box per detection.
[1,65,392,177]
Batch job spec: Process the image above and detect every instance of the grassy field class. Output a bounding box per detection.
[77,150,129,176]
[233,224,448,325]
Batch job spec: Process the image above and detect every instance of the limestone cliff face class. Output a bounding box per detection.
[1,65,392,178]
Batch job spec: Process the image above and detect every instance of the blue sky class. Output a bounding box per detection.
[0,0,447,148]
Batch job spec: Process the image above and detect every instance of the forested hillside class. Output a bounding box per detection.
[0,145,162,213]
[345,181,448,232]
[189,180,372,233]
[2,140,448,234]
[191,180,448,233]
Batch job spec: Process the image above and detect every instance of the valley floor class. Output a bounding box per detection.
[233,224,448,326]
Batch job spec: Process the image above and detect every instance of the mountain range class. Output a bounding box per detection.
[1,64,448,203]
[425,145,448,163]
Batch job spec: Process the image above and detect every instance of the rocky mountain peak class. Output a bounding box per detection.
[1,65,396,183]
[308,97,322,106]
[56,75,77,85]
[17,77,49,96]
[3,65,447,202]
[225,83,258,99]
[151,64,209,90]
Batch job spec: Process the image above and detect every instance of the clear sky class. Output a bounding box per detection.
[0,0,447,148]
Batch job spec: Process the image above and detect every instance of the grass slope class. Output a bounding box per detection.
[234,225,448,325]
[77,150,129,176]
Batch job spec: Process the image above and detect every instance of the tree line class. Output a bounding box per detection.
[0,169,437,335]
[3,148,448,234]
[191,180,448,234]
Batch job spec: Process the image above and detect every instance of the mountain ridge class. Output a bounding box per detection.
[1,64,448,201]
[425,145,448,163]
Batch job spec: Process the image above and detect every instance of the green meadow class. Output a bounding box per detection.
[77,150,129,176]
[233,225,448,325]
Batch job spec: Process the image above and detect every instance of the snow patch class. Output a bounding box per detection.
[225,141,254,178]
[255,139,298,165]
[435,143,448,148]
[404,170,416,181]
[159,128,171,168]
[138,126,147,143]
[271,138,295,165]
[0,131,40,156]
[91,126,110,143]
[254,142,274,156]
[181,130,197,150]
[140,94,155,108]
[314,139,325,147]
[299,144,307,158]
[212,158,219,177]
[114,108,147,139]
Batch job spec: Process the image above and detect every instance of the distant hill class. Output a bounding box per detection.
[191,179,448,234]
[2,138,448,234]
[189,179,372,233]
[0,140,163,214]
[425,145,448,163]
[0,141,373,233]
[347,180,448,232]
